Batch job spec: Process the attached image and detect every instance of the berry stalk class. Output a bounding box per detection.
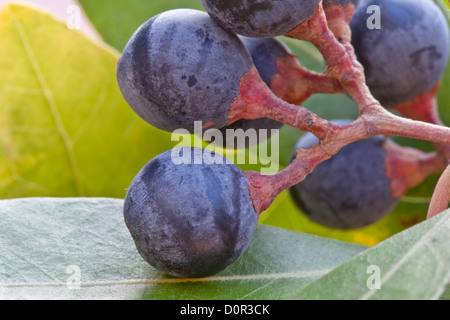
[227,66,332,140]
[383,139,447,197]
[391,84,450,161]
[228,66,450,148]
[245,118,447,214]
[243,2,450,213]
[287,2,373,110]
[229,2,450,147]
[270,53,344,105]
[286,2,450,147]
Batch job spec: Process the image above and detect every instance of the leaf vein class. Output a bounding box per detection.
[7,6,84,196]
[0,270,330,288]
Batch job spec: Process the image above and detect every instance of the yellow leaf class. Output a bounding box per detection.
[0,4,174,198]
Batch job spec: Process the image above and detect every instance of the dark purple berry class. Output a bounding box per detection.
[350,0,449,107]
[289,120,400,229]
[200,0,322,38]
[117,9,253,133]
[123,147,258,278]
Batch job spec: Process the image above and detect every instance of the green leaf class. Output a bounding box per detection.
[0,4,175,199]
[291,209,450,300]
[78,0,205,51]
[0,197,365,300]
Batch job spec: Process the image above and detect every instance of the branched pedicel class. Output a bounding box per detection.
[241,1,450,213]
[117,0,450,278]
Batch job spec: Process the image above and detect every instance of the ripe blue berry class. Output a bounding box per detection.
[350,0,449,107]
[289,120,400,229]
[117,9,253,133]
[200,0,322,38]
[123,147,258,278]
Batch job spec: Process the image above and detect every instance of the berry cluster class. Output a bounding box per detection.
[117,0,450,278]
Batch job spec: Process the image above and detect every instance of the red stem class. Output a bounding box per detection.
[391,83,450,161]
[233,2,450,213]
[323,1,355,42]
[383,139,446,197]
[391,83,443,124]
[270,53,344,105]
[227,66,332,140]
[286,2,450,146]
